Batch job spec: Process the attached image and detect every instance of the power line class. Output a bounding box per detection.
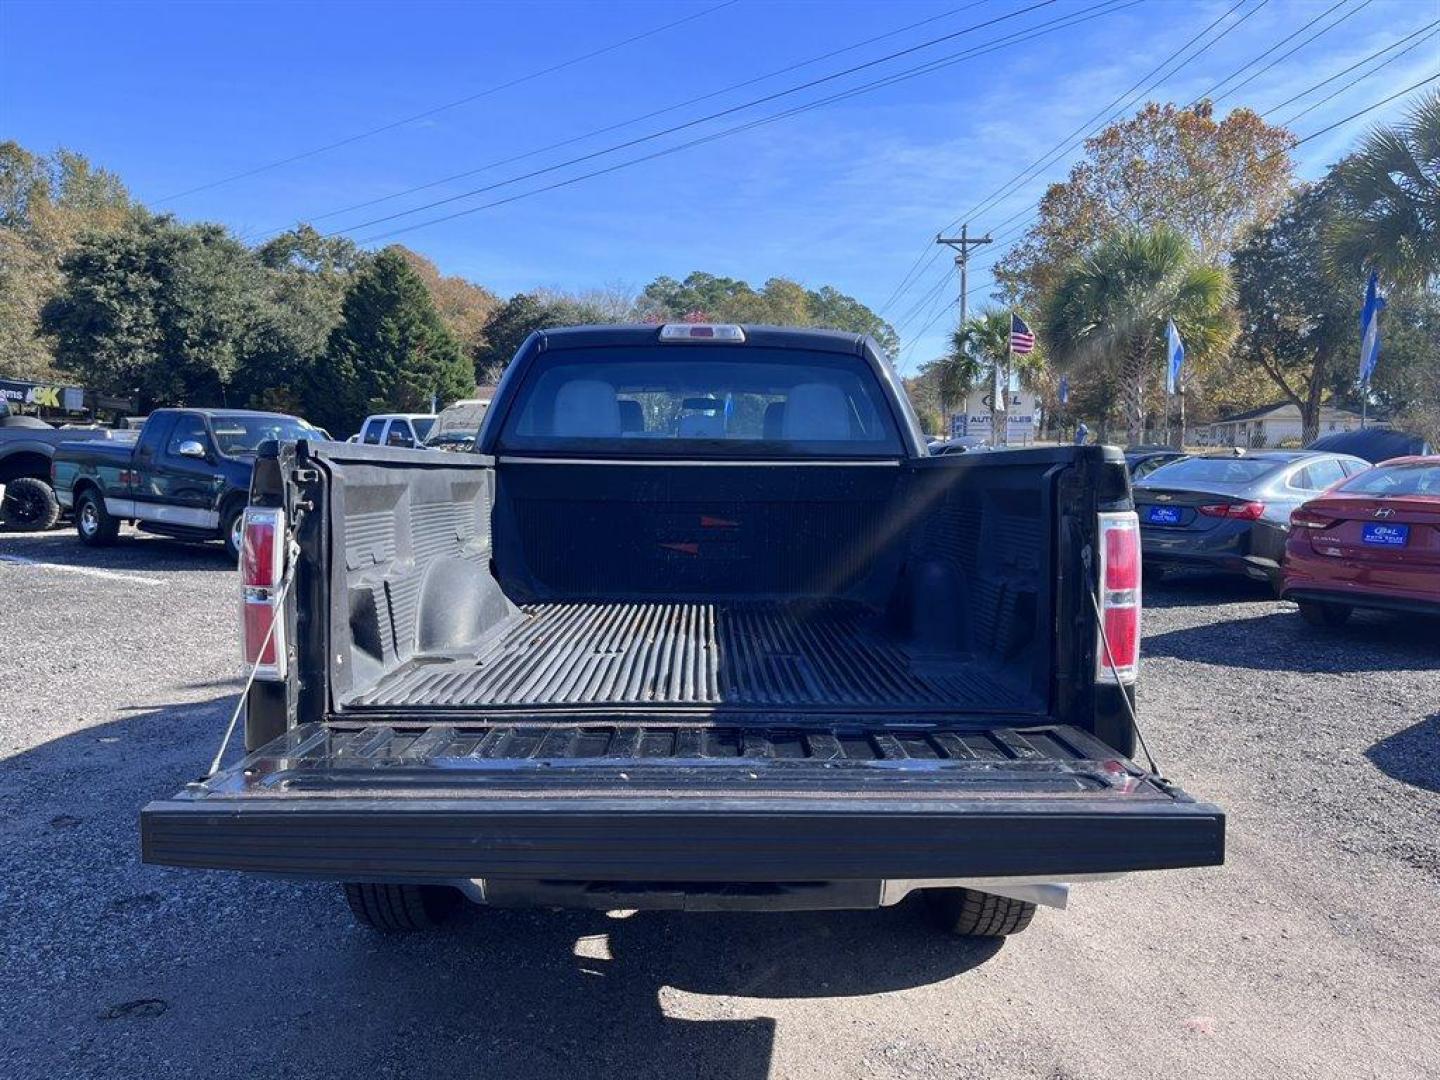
[330,0,1069,238]
[259,1,998,236]
[1205,0,1375,107]
[967,0,1264,227]
[157,0,742,204]
[880,0,1264,321]
[345,0,1143,243]
[1276,23,1440,126]
[1189,0,1351,105]
[1264,16,1440,116]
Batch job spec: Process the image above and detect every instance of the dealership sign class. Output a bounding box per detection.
[0,378,86,411]
[950,390,1041,440]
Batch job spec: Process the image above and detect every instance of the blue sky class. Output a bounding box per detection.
[3,0,1437,370]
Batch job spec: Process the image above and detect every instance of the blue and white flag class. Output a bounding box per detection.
[1165,319,1185,395]
[1058,374,1070,405]
[1358,270,1386,386]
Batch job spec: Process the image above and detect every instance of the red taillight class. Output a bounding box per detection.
[244,602,279,667]
[1198,501,1265,520]
[1290,507,1337,530]
[241,512,278,587]
[240,507,286,679]
[1097,511,1140,684]
[1104,519,1140,590]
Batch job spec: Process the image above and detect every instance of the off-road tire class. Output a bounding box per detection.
[75,488,120,546]
[1,476,60,531]
[923,887,1037,938]
[1297,599,1352,628]
[342,883,461,932]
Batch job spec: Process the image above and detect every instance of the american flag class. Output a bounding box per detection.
[1010,313,1036,354]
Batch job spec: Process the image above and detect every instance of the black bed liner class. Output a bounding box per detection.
[347,601,1030,713]
[141,721,1225,881]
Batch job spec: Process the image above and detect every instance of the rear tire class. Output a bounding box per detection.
[1,477,60,531]
[342,883,461,932]
[75,489,120,546]
[923,887,1037,938]
[1297,600,1352,628]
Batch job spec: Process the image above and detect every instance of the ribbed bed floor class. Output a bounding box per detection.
[350,601,1024,711]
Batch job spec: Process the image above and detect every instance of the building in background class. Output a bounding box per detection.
[1208,402,1361,448]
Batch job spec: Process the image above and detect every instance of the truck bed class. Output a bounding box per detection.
[347,600,1028,713]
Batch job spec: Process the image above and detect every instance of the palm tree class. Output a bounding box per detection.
[1328,90,1440,290]
[922,309,1046,442]
[1043,227,1233,445]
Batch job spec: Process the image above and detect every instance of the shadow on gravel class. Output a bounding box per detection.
[1144,608,1440,673]
[1367,715,1440,793]
[1142,571,1275,609]
[0,525,231,573]
[2,698,1006,1080]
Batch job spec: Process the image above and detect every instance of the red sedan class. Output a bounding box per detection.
[1282,456,1440,626]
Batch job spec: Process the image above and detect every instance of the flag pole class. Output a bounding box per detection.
[1003,325,1013,449]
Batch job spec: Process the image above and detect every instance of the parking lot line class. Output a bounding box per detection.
[0,553,165,587]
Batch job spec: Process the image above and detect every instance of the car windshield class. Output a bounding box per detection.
[498,347,902,457]
[1336,462,1440,497]
[210,414,320,456]
[1143,456,1279,484]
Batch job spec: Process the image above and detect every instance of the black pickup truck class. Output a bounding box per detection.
[141,324,1223,939]
[52,408,322,558]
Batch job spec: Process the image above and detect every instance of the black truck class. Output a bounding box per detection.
[0,412,128,531]
[141,324,1224,938]
[52,408,322,558]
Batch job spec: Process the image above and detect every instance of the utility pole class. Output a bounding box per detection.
[937,225,992,440]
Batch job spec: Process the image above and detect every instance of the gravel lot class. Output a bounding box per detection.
[1,523,1437,1080]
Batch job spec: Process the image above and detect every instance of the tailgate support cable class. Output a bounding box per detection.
[1086,567,1164,781]
[201,511,305,779]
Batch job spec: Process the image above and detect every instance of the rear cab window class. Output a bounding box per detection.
[496,346,903,458]
[362,420,385,445]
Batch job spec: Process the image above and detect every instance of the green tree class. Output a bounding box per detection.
[636,271,898,357]
[1328,90,1440,290]
[1043,227,1234,445]
[1231,182,1353,444]
[324,247,472,435]
[637,272,769,323]
[229,225,369,415]
[806,284,899,358]
[927,310,1045,442]
[473,291,611,384]
[41,214,263,408]
[1367,289,1440,445]
[0,143,138,379]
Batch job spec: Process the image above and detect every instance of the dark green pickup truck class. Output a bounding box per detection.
[52,408,321,558]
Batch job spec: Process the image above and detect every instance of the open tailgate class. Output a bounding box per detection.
[142,722,1224,881]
